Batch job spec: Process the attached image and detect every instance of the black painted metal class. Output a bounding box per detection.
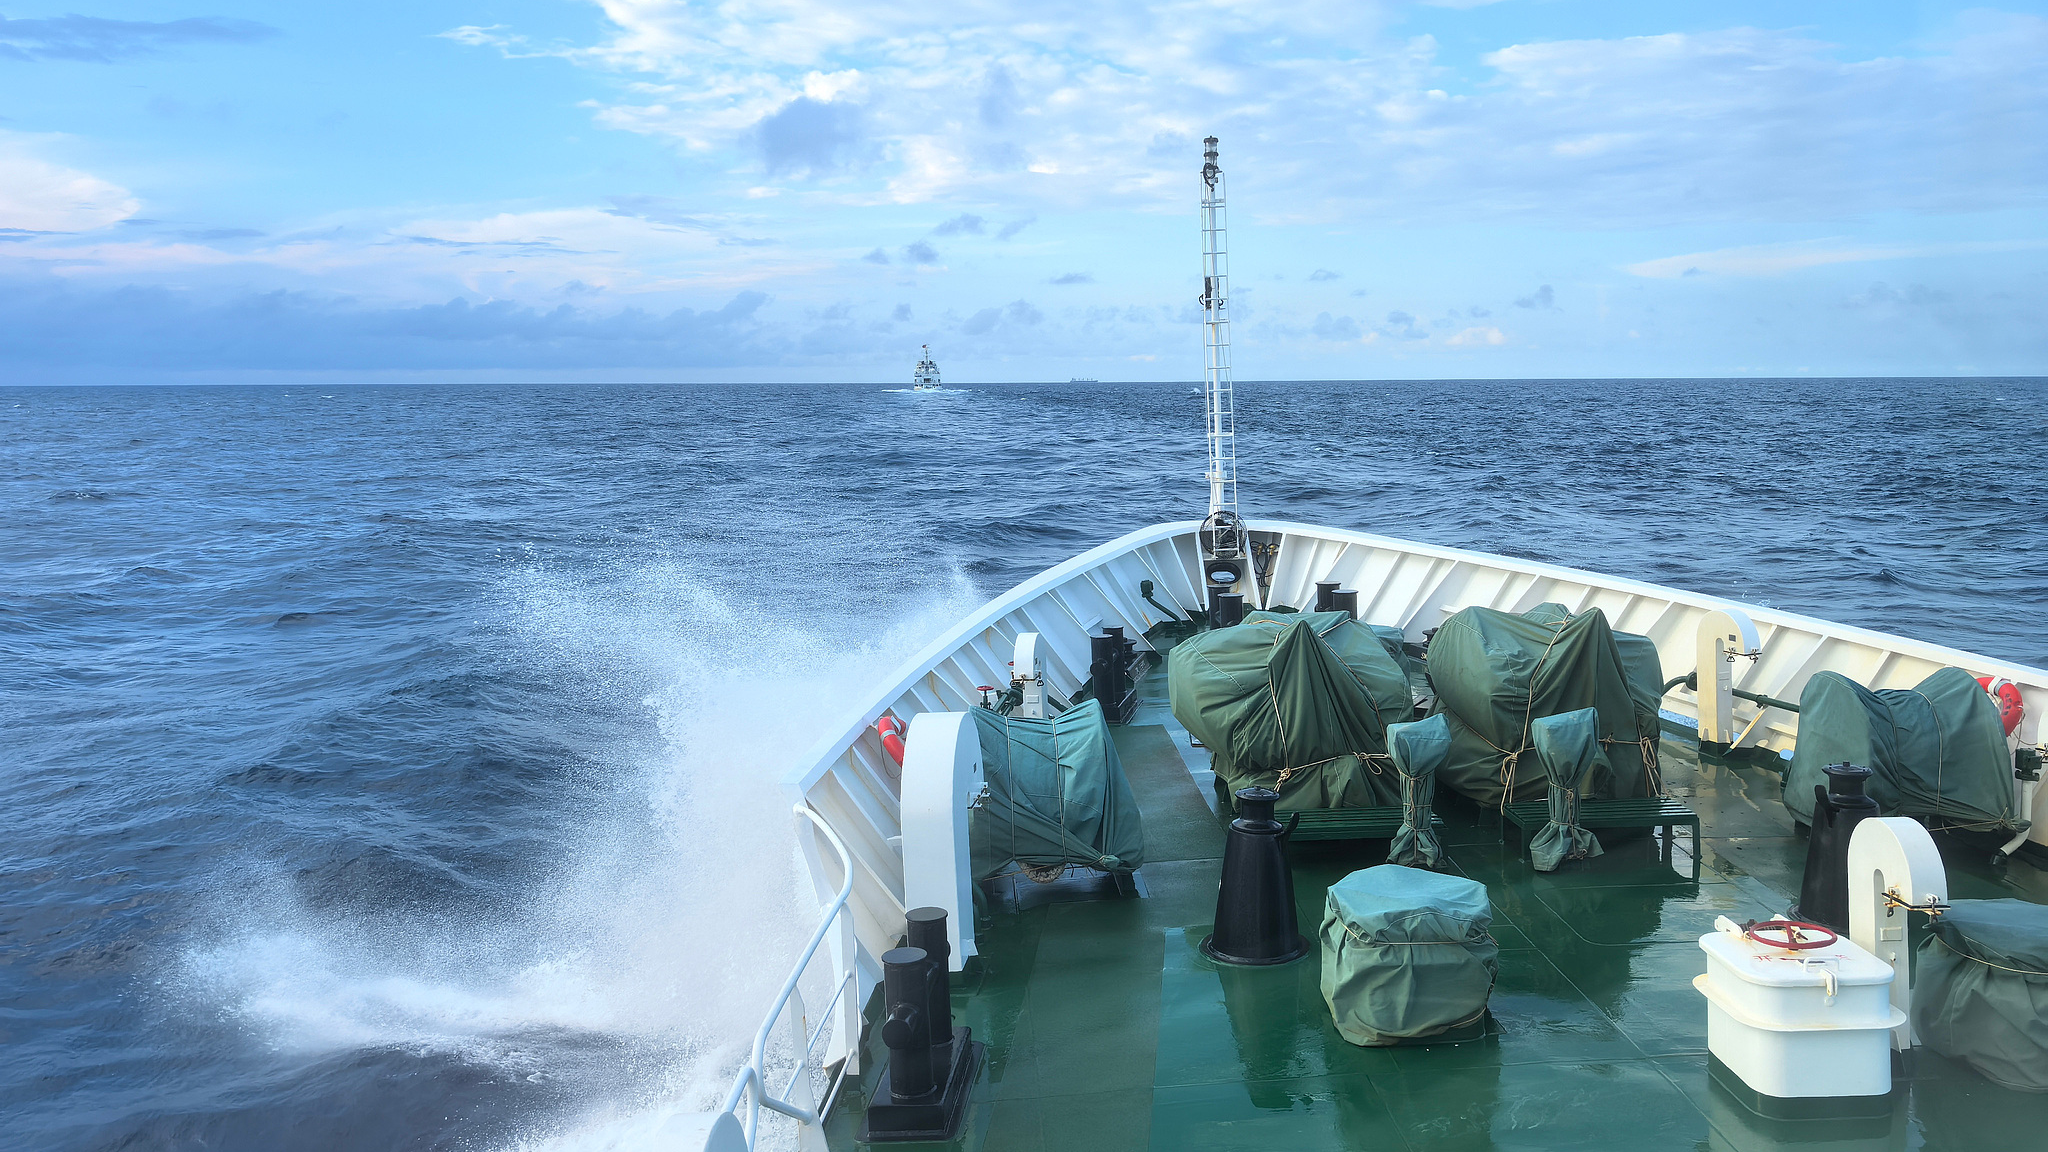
[1796,762,1880,932]
[1331,589,1359,621]
[879,946,936,1103]
[1214,591,1245,627]
[1315,580,1340,611]
[905,907,953,1063]
[1202,787,1309,966]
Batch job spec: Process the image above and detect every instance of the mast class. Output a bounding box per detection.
[1200,136,1242,559]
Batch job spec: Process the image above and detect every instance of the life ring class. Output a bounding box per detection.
[1976,676,2025,736]
[1745,919,1838,951]
[876,715,907,765]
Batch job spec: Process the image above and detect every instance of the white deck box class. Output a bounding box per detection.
[1694,928,1905,1099]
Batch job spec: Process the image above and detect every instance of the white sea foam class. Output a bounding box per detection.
[186,556,982,1148]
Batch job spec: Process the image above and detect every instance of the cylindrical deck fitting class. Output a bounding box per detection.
[1202,787,1308,966]
[1090,631,1126,723]
[1314,581,1340,611]
[1213,591,1245,627]
[905,907,953,1061]
[1797,762,1880,932]
[1331,590,1359,621]
[880,946,937,1103]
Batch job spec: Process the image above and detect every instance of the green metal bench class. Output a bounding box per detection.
[1288,806,1444,842]
[1502,797,1701,878]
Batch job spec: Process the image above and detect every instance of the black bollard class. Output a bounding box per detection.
[1796,763,1880,932]
[880,947,936,1103]
[1315,580,1340,611]
[1331,590,1359,621]
[1090,631,1125,723]
[905,907,953,1065]
[862,929,986,1142]
[1212,591,1245,627]
[1202,787,1309,965]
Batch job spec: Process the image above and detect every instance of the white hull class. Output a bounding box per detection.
[784,519,2048,987]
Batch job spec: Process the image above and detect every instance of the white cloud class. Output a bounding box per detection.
[442,6,2048,225]
[1626,238,2048,279]
[0,135,137,232]
[1444,325,1506,346]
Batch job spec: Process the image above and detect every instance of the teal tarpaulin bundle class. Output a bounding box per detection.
[1527,708,1606,872]
[968,699,1145,881]
[1914,899,2048,1092]
[1426,603,1663,807]
[1784,668,2026,833]
[1168,610,1415,811]
[1320,865,1498,1046]
[1387,715,1450,869]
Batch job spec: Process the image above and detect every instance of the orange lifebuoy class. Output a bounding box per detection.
[876,715,907,765]
[1976,676,2025,737]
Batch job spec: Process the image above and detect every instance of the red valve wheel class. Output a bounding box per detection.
[1744,919,1839,951]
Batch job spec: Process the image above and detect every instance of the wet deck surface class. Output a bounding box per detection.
[826,677,2048,1150]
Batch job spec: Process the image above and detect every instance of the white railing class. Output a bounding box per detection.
[713,803,859,1151]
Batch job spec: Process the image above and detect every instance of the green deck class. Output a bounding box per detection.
[825,675,2048,1150]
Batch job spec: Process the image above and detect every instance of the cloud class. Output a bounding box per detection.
[902,239,939,264]
[1310,312,1361,341]
[0,14,277,62]
[1514,284,1553,309]
[1445,325,1507,346]
[179,227,264,241]
[459,6,2048,223]
[862,247,890,264]
[961,307,1000,335]
[754,97,865,178]
[996,217,1035,240]
[892,303,912,321]
[1380,311,1426,340]
[1625,238,2048,279]
[933,213,984,236]
[0,280,775,370]
[1847,282,1952,308]
[1308,268,1341,281]
[1006,299,1042,325]
[1050,272,1092,285]
[0,137,138,231]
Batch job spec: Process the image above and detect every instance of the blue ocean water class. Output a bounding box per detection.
[3,377,2045,1150]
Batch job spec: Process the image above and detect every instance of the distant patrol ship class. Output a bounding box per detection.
[912,346,940,390]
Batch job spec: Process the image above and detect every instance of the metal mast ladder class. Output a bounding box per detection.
[1200,136,1237,530]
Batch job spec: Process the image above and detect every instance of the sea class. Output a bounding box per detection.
[4,377,2045,1150]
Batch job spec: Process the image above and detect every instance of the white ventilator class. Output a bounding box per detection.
[898,712,984,970]
[1012,632,1046,719]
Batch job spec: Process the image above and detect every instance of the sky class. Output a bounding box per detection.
[1,1,2044,383]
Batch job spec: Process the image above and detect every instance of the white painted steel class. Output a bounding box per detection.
[715,804,859,1149]
[1199,137,1236,523]
[765,518,2048,1142]
[1847,817,1950,1050]
[899,712,983,971]
[1013,632,1046,719]
[1697,607,1763,747]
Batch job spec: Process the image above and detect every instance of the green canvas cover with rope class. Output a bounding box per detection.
[968,699,1145,881]
[1387,715,1451,869]
[1913,899,2048,1092]
[1782,668,2025,833]
[1320,865,1499,1046]
[1527,708,1606,872]
[1426,603,1663,807]
[1167,610,1415,812]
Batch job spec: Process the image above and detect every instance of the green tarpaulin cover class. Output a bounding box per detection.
[1427,603,1662,807]
[1387,715,1450,869]
[1914,899,2048,1092]
[1528,708,1607,872]
[1320,865,1499,1046]
[969,699,1145,881]
[1783,668,2025,833]
[1168,610,1415,811]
